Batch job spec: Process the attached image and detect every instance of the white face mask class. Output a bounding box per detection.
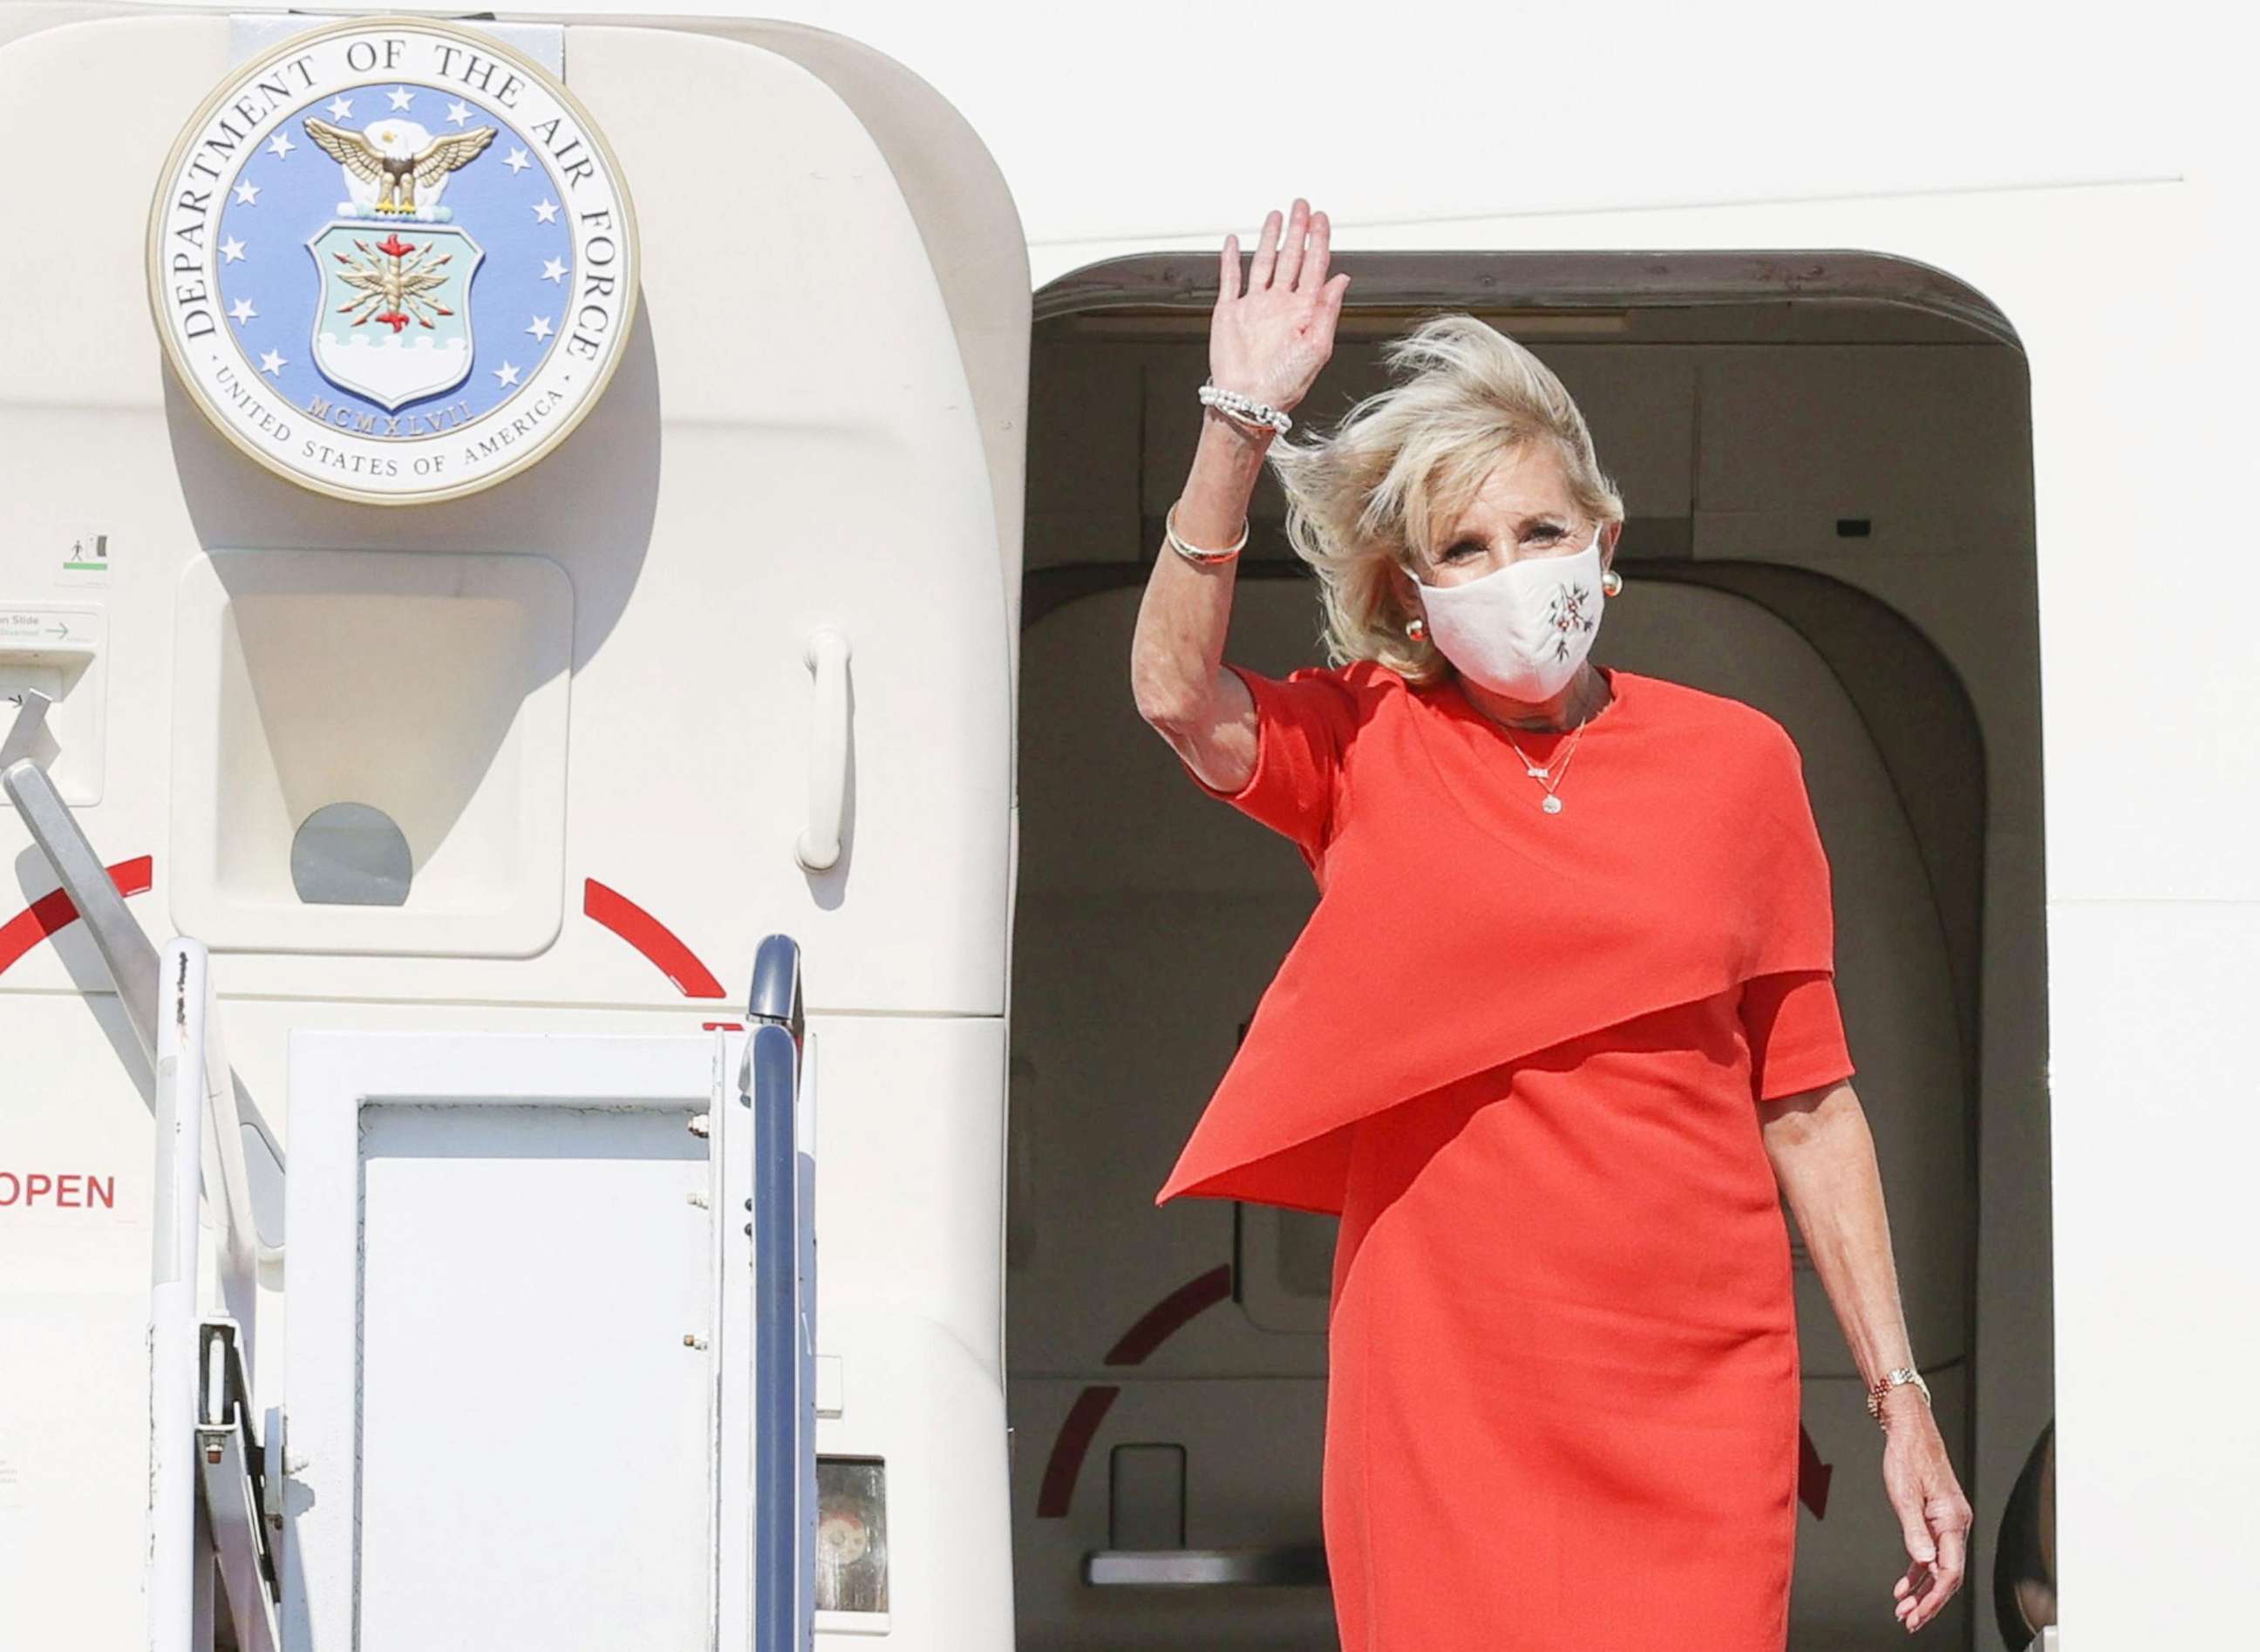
[1414,524,1607,702]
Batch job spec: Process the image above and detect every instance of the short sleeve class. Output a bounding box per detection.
[1741,717,1840,979]
[1176,661,1358,867]
[1739,969,1855,1101]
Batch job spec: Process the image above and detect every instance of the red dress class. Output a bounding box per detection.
[1155,660,1855,1650]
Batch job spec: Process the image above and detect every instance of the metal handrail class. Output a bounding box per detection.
[746,930,805,1040]
[165,942,265,1328]
[150,942,276,1652]
[146,935,208,1652]
[4,691,280,1269]
[3,690,159,1054]
[742,934,815,1652]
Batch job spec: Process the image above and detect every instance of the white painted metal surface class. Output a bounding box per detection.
[285,1030,740,1649]
[1,8,1018,1646]
[169,548,576,957]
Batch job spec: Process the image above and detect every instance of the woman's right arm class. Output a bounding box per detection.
[1130,198,1350,792]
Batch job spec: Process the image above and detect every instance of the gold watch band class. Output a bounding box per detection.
[1865,1365,1932,1427]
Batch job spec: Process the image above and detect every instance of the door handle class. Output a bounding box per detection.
[795,629,851,871]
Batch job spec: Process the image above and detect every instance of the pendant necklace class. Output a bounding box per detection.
[1495,682,1605,814]
[1503,725,1581,812]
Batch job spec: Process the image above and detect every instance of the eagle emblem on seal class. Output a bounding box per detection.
[302,116,496,216]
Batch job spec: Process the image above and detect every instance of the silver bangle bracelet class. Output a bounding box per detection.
[1198,377,1292,436]
[1165,500,1248,563]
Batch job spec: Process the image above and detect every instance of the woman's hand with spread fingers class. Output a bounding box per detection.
[1211,197,1351,417]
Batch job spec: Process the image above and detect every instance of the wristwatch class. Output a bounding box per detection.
[1865,1365,1932,1428]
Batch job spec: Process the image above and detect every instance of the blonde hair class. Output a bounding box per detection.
[1266,312,1624,685]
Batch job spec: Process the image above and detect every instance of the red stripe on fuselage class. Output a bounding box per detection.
[0,857,155,978]
[582,879,728,999]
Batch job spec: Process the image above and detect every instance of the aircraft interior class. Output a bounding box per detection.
[1006,254,2054,1652]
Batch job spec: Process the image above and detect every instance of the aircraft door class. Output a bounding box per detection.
[2,10,1028,1649]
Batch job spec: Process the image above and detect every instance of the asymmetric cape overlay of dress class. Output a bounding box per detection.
[1154,659,1849,1215]
[1154,659,1856,1650]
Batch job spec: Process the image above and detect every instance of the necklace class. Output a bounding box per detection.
[1488,674,1610,814]
[1502,724,1583,812]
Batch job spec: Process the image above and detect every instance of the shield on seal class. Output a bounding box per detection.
[306,221,485,410]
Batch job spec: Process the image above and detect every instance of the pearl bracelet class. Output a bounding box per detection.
[1165,500,1248,564]
[1199,377,1293,436]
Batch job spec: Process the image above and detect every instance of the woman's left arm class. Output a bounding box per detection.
[1759,1079,1976,1635]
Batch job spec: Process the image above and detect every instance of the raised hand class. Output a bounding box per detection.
[1210,197,1351,417]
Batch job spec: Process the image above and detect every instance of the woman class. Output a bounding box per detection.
[1131,199,1974,1648]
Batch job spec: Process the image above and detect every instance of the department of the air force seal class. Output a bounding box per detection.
[147,17,638,505]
